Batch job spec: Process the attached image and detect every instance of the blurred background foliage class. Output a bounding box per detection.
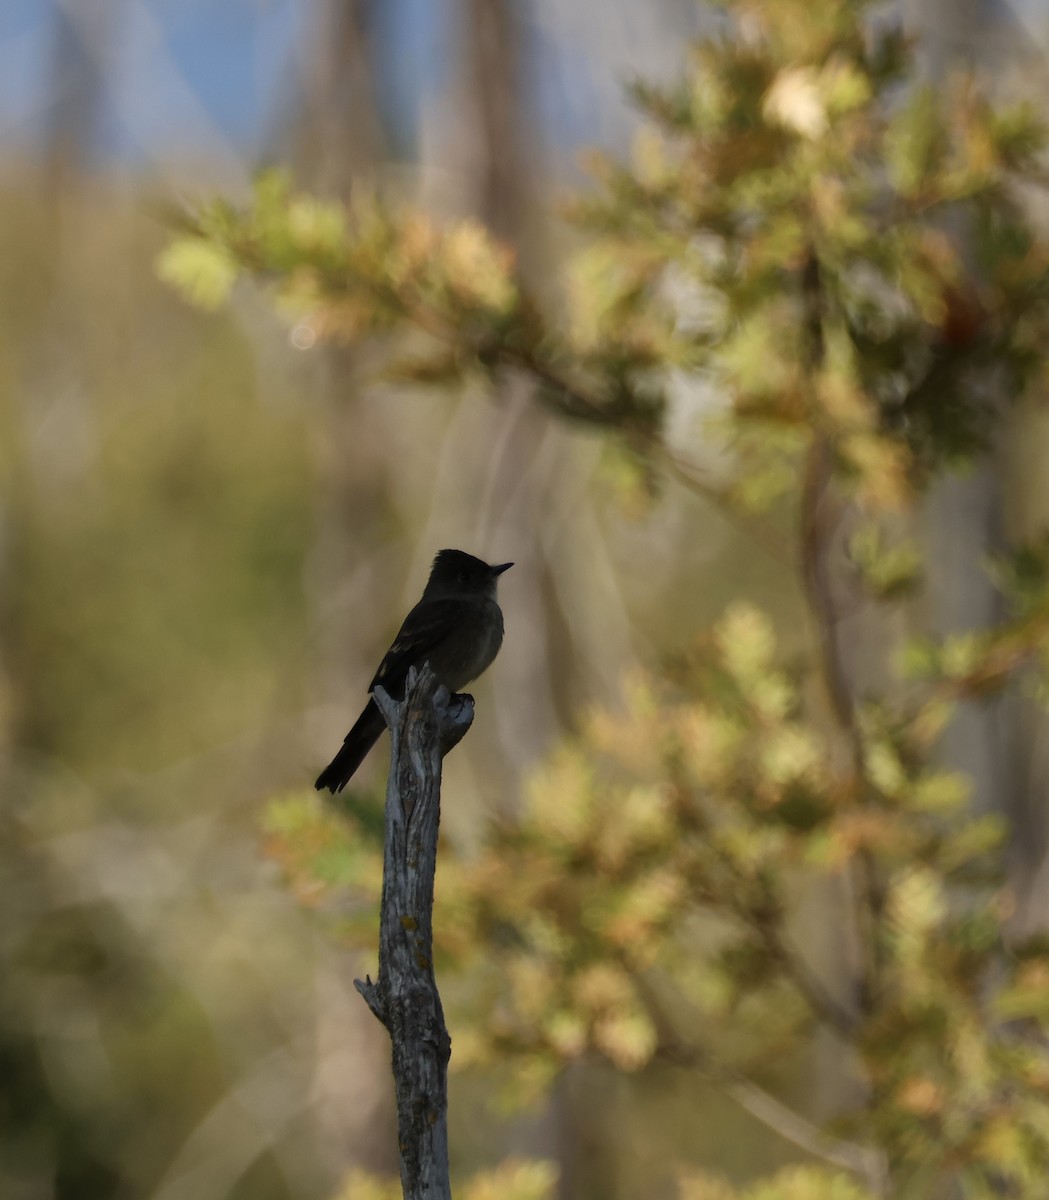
[7,2,1049,1200]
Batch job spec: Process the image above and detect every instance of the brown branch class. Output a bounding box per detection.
[490,343,793,563]
[674,793,861,1037]
[800,435,858,750]
[798,440,883,1011]
[629,969,887,1195]
[724,881,860,1038]
[367,270,794,565]
[354,665,474,1200]
[188,196,793,565]
[799,250,885,1016]
[763,921,861,1038]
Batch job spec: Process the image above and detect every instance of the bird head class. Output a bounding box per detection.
[424,549,513,599]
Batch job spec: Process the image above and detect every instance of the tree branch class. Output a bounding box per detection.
[353,664,473,1200]
[799,250,885,1016]
[674,786,861,1036]
[630,969,887,1196]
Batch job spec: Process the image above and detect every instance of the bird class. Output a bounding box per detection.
[315,549,513,793]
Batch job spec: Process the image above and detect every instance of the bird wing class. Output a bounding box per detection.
[367,597,463,697]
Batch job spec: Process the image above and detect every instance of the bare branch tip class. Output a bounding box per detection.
[353,976,386,1025]
[372,682,398,725]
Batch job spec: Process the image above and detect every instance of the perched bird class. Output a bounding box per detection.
[315,549,513,793]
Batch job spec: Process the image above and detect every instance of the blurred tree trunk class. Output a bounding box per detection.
[462,0,531,242]
[279,0,394,704]
[31,0,128,490]
[41,0,125,200]
[278,2,402,1179]
[455,5,618,1197]
[904,0,1049,932]
[281,0,386,197]
[453,0,570,765]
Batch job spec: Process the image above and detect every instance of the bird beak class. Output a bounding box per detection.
[491,562,514,576]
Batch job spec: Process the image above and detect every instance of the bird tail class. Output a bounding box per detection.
[315,699,387,793]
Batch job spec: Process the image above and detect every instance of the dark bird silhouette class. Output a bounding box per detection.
[315,549,512,793]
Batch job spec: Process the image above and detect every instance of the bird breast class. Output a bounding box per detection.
[454,598,504,689]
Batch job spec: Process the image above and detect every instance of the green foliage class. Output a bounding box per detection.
[156,236,239,310]
[847,524,922,601]
[988,532,1049,618]
[334,1158,558,1200]
[680,1164,875,1200]
[264,791,382,904]
[175,0,1049,1194]
[163,12,1049,520]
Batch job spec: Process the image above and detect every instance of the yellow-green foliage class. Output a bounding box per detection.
[680,1164,875,1200]
[334,1158,558,1200]
[170,0,1049,1194]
